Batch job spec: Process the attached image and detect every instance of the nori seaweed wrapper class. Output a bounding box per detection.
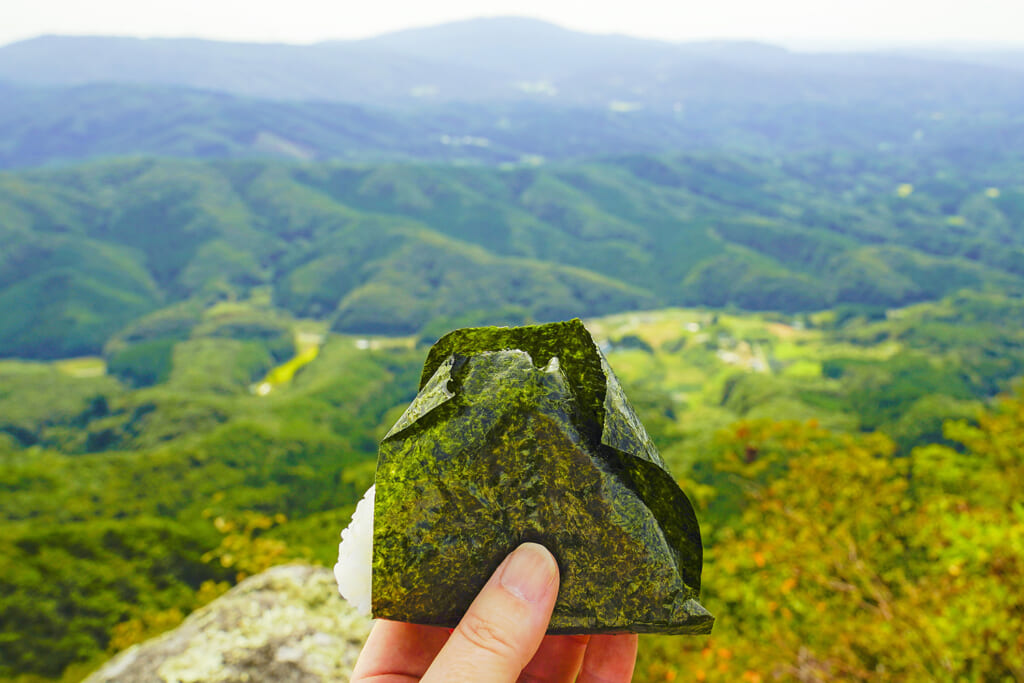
[372,319,713,635]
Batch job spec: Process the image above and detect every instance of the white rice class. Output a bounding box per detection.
[334,484,375,615]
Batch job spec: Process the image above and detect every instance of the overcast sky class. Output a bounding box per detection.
[3,0,1024,48]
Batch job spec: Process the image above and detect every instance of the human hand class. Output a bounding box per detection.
[351,542,638,682]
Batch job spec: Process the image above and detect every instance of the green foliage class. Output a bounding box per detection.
[3,299,1024,679]
[819,352,973,430]
[0,269,159,360]
[163,338,270,394]
[193,310,295,363]
[3,260,1024,679]
[0,363,122,450]
[105,304,295,388]
[613,334,654,353]
[105,302,201,350]
[106,338,175,387]
[0,320,428,679]
[0,56,1022,680]
[638,398,1024,681]
[3,152,1024,359]
[0,517,225,678]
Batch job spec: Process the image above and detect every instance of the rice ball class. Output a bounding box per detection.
[334,484,375,615]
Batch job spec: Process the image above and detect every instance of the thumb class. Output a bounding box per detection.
[421,543,560,683]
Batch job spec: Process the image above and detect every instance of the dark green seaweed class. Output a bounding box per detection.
[372,319,713,634]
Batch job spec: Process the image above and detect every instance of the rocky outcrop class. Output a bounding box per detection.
[85,564,372,683]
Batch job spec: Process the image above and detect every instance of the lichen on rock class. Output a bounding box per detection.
[85,564,372,683]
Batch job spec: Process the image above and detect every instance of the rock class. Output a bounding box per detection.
[85,564,372,683]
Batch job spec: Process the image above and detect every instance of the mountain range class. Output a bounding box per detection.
[1,16,1023,359]
[3,18,1023,106]
[1,18,1023,168]
[3,151,1022,359]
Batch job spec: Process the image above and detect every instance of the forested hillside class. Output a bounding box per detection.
[3,299,1024,680]
[3,75,1023,168]
[3,152,1023,359]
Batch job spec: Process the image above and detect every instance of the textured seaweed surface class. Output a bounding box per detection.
[373,319,713,634]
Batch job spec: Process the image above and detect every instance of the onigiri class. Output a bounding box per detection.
[334,484,374,615]
[332,320,712,635]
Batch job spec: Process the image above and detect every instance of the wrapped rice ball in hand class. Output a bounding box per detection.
[335,319,713,635]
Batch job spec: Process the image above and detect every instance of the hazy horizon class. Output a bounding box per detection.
[3,2,1024,50]
[5,29,1024,54]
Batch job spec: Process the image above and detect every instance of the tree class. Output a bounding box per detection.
[638,401,1024,681]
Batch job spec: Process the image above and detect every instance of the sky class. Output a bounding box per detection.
[3,0,1024,48]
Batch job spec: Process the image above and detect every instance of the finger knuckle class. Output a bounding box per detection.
[458,612,521,661]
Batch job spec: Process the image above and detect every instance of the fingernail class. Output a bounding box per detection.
[500,543,558,604]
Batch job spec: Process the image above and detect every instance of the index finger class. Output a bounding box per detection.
[351,620,451,682]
